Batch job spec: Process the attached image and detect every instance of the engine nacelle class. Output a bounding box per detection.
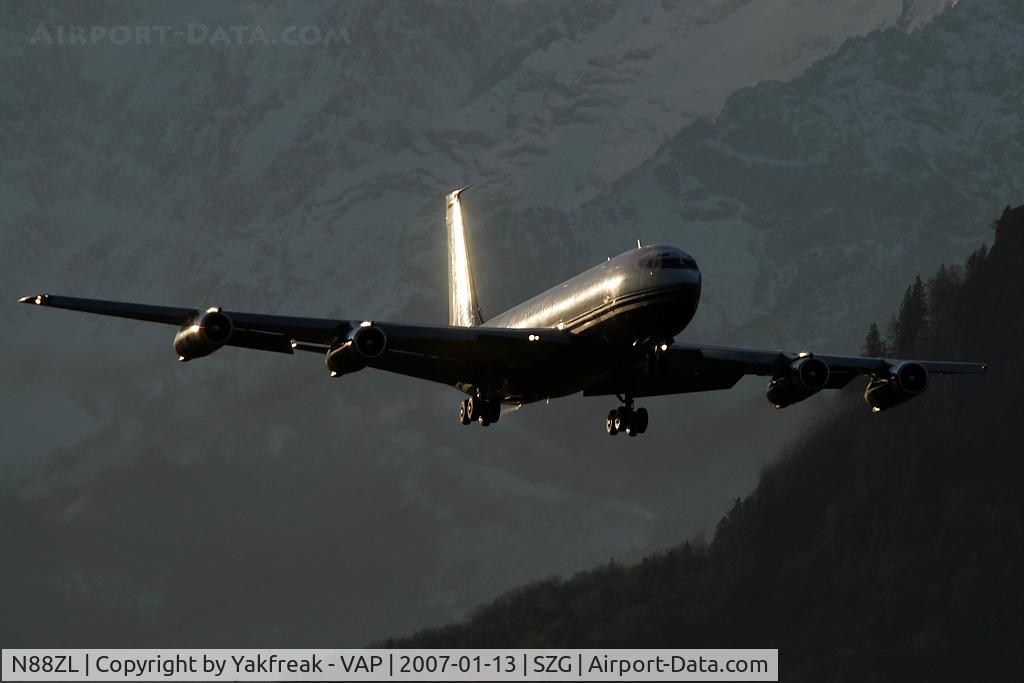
[325,323,388,377]
[766,356,830,408]
[173,309,233,361]
[864,362,929,412]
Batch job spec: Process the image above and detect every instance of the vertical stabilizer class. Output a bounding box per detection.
[445,186,484,327]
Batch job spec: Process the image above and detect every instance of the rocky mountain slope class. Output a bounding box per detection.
[561,0,1024,349]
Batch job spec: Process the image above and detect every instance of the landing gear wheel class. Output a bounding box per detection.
[623,409,638,437]
[464,395,501,426]
[606,410,619,435]
[613,407,630,434]
[633,407,649,434]
[605,400,647,437]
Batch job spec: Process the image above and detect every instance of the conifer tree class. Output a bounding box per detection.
[894,276,928,355]
[925,264,963,355]
[863,322,885,357]
[885,313,900,355]
[965,244,988,282]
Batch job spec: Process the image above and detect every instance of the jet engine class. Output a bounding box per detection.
[325,323,388,377]
[864,362,929,412]
[173,309,233,361]
[766,356,830,408]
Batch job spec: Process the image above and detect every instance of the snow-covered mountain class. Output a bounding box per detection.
[7,0,1013,648]
[562,0,1023,349]
[2,0,953,321]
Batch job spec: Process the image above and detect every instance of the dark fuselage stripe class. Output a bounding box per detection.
[557,283,696,334]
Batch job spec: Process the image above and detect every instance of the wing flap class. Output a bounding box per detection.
[226,329,294,355]
[227,311,348,346]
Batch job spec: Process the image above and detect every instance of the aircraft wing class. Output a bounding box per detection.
[17,293,572,389]
[18,293,347,352]
[583,340,987,398]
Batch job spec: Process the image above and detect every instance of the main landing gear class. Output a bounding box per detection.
[605,396,648,437]
[459,395,501,427]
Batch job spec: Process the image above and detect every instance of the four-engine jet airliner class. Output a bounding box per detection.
[18,188,986,436]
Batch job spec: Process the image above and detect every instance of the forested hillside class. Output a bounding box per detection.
[390,206,1024,681]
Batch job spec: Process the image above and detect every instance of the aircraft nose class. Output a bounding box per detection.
[673,264,700,286]
[651,265,699,293]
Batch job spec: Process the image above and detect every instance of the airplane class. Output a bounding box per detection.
[18,187,986,437]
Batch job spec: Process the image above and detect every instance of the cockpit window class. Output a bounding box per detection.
[641,252,696,270]
[661,254,697,269]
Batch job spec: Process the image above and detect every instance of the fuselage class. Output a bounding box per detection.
[486,244,701,344]
[481,245,701,402]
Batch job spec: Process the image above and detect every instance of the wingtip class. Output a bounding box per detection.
[18,294,45,305]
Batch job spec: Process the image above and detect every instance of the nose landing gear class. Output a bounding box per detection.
[459,395,501,427]
[605,396,648,437]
